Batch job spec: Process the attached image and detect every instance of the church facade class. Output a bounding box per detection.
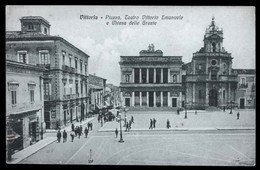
[119,44,184,108]
[184,17,238,109]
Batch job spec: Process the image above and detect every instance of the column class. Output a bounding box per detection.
[154,91,156,107]
[193,60,196,74]
[179,91,182,108]
[168,91,171,107]
[228,83,231,101]
[161,68,163,83]
[192,83,195,105]
[154,68,156,83]
[168,68,170,83]
[146,68,149,83]
[147,91,149,107]
[206,57,208,74]
[140,91,142,107]
[132,91,135,106]
[161,91,163,107]
[139,68,142,83]
[120,92,123,106]
[132,68,135,83]
[206,83,209,106]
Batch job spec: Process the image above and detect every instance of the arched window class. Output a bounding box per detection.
[212,42,216,52]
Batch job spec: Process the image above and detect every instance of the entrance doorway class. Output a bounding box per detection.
[240,98,245,109]
[44,112,50,129]
[172,98,177,107]
[125,98,130,107]
[149,91,154,107]
[209,89,218,106]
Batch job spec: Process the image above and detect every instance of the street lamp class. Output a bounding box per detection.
[118,113,124,143]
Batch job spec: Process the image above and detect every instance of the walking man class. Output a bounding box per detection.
[128,120,132,131]
[57,130,61,143]
[90,122,93,130]
[63,130,67,143]
[70,131,75,142]
[153,118,156,128]
[84,127,89,138]
[115,128,118,138]
[167,119,171,129]
[149,119,153,129]
[131,115,134,123]
[223,106,226,112]
[125,122,129,132]
[237,112,240,120]
[71,123,75,132]
[80,125,83,136]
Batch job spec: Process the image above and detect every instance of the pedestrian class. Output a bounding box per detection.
[78,127,81,139]
[91,122,93,130]
[80,125,83,136]
[84,127,89,138]
[101,119,103,127]
[97,115,100,123]
[128,120,131,131]
[71,123,75,131]
[125,122,129,132]
[195,110,197,115]
[70,131,75,142]
[115,128,118,138]
[237,112,240,119]
[149,119,153,129]
[75,126,78,137]
[166,119,171,129]
[177,109,179,115]
[131,115,134,123]
[63,130,67,143]
[153,118,156,128]
[57,130,61,143]
[223,106,226,112]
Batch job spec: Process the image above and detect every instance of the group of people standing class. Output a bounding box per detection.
[125,115,134,132]
[56,122,93,143]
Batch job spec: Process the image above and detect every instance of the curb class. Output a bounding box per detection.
[8,137,57,164]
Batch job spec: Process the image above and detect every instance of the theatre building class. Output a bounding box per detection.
[184,17,238,109]
[119,44,183,108]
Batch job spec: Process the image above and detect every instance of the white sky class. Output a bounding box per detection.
[6,6,255,86]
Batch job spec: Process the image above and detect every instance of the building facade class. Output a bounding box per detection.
[184,17,238,109]
[88,74,106,113]
[119,44,183,108]
[105,84,121,108]
[6,16,90,130]
[6,59,46,151]
[233,69,255,109]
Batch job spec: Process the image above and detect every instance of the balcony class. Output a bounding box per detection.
[63,94,78,100]
[44,95,56,101]
[239,83,248,89]
[37,64,50,69]
[62,65,75,73]
[9,100,43,115]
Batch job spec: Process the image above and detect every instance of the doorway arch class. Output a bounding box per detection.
[209,89,218,106]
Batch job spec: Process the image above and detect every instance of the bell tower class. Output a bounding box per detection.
[204,16,224,53]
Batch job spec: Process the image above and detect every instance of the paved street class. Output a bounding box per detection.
[19,110,255,166]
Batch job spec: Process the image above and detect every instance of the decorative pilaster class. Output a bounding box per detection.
[154,91,156,107]
[147,91,149,107]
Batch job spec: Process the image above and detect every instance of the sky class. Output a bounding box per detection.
[6,6,255,86]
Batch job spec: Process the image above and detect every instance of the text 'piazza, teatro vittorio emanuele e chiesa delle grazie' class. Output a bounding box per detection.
[119,17,255,110]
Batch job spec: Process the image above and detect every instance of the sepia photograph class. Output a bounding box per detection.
[5,5,255,166]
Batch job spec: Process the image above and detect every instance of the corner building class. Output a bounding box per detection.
[119,45,183,108]
[184,18,237,109]
[6,16,90,130]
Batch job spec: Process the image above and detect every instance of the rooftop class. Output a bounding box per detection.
[20,16,50,26]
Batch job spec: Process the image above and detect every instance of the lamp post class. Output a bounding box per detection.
[118,113,124,143]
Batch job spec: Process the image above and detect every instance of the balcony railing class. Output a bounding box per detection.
[185,74,237,82]
[193,52,231,58]
[37,64,50,69]
[62,65,75,73]
[63,94,78,100]
[239,83,248,89]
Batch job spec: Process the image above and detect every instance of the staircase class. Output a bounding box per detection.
[205,106,222,111]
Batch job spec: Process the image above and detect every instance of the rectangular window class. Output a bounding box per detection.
[125,75,130,83]
[134,68,140,83]
[69,55,72,67]
[223,90,226,100]
[30,90,34,103]
[241,78,246,85]
[62,51,66,65]
[18,52,27,63]
[85,63,87,75]
[156,68,160,83]
[75,58,78,69]
[11,90,17,105]
[199,90,202,99]
[43,82,49,96]
[81,83,83,94]
[149,68,154,83]
[40,52,49,64]
[76,83,78,94]
[141,68,146,83]
[80,60,83,73]
[163,68,168,83]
